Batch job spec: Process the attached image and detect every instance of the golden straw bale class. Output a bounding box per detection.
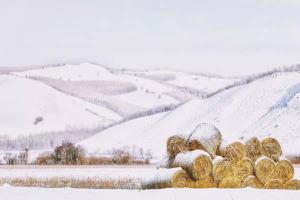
[218,177,242,189]
[283,179,300,190]
[273,158,294,183]
[242,175,263,189]
[212,156,235,182]
[172,170,194,188]
[193,175,217,188]
[173,150,213,180]
[188,123,222,158]
[245,137,262,162]
[167,135,189,159]
[255,156,276,184]
[219,141,247,162]
[261,137,282,162]
[264,179,283,189]
[234,158,254,181]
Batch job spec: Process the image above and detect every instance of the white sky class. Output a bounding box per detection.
[0,0,299,76]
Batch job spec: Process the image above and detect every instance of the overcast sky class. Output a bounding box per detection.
[0,0,299,76]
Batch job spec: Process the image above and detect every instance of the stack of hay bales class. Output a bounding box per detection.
[145,123,299,190]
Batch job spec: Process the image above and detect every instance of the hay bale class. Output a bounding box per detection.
[261,137,282,162]
[264,179,283,189]
[242,175,263,189]
[142,168,182,189]
[167,135,189,159]
[218,141,247,162]
[212,156,234,182]
[173,150,213,180]
[283,179,300,190]
[273,158,294,183]
[193,175,217,188]
[218,177,242,188]
[255,156,276,184]
[245,137,262,162]
[234,158,254,181]
[188,123,222,158]
[171,169,194,188]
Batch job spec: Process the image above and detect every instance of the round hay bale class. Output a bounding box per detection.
[173,150,213,180]
[219,141,247,162]
[264,179,283,189]
[171,169,194,188]
[255,156,276,184]
[283,179,300,190]
[242,175,263,189]
[188,123,222,158]
[193,175,217,188]
[234,158,254,181]
[261,137,282,162]
[273,158,294,183]
[212,156,234,182]
[167,135,189,159]
[245,137,262,162]
[142,168,182,189]
[218,177,242,188]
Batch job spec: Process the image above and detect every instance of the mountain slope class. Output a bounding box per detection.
[80,72,300,158]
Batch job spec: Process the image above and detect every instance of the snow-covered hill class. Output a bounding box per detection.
[0,74,122,149]
[80,71,300,159]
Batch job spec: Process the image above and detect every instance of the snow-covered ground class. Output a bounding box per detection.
[80,72,300,159]
[0,165,299,200]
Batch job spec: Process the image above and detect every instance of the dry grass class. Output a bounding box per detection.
[242,175,263,189]
[218,177,242,188]
[212,157,234,182]
[234,158,254,181]
[255,157,276,184]
[245,137,262,162]
[0,177,138,189]
[220,142,247,162]
[261,137,282,162]
[264,179,283,189]
[193,175,217,188]
[171,170,194,188]
[167,135,189,159]
[273,159,294,183]
[283,179,300,190]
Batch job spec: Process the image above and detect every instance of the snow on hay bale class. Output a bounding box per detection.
[283,179,300,190]
[264,179,283,189]
[142,168,181,189]
[188,123,222,158]
[218,177,242,188]
[242,175,263,189]
[193,175,217,188]
[218,141,247,162]
[212,156,234,183]
[167,135,189,159]
[273,158,294,183]
[261,137,282,162]
[172,150,213,180]
[255,156,276,184]
[245,137,262,162]
[233,158,254,181]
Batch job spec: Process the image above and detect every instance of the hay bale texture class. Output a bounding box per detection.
[218,177,242,188]
[254,156,276,184]
[172,150,212,180]
[193,175,217,188]
[273,158,294,183]
[188,123,222,158]
[245,137,262,162]
[218,141,247,162]
[264,179,283,189]
[171,169,194,188]
[261,137,282,162]
[167,135,189,159]
[283,179,300,190]
[234,158,254,181]
[242,175,263,189]
[212,156,234,183]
